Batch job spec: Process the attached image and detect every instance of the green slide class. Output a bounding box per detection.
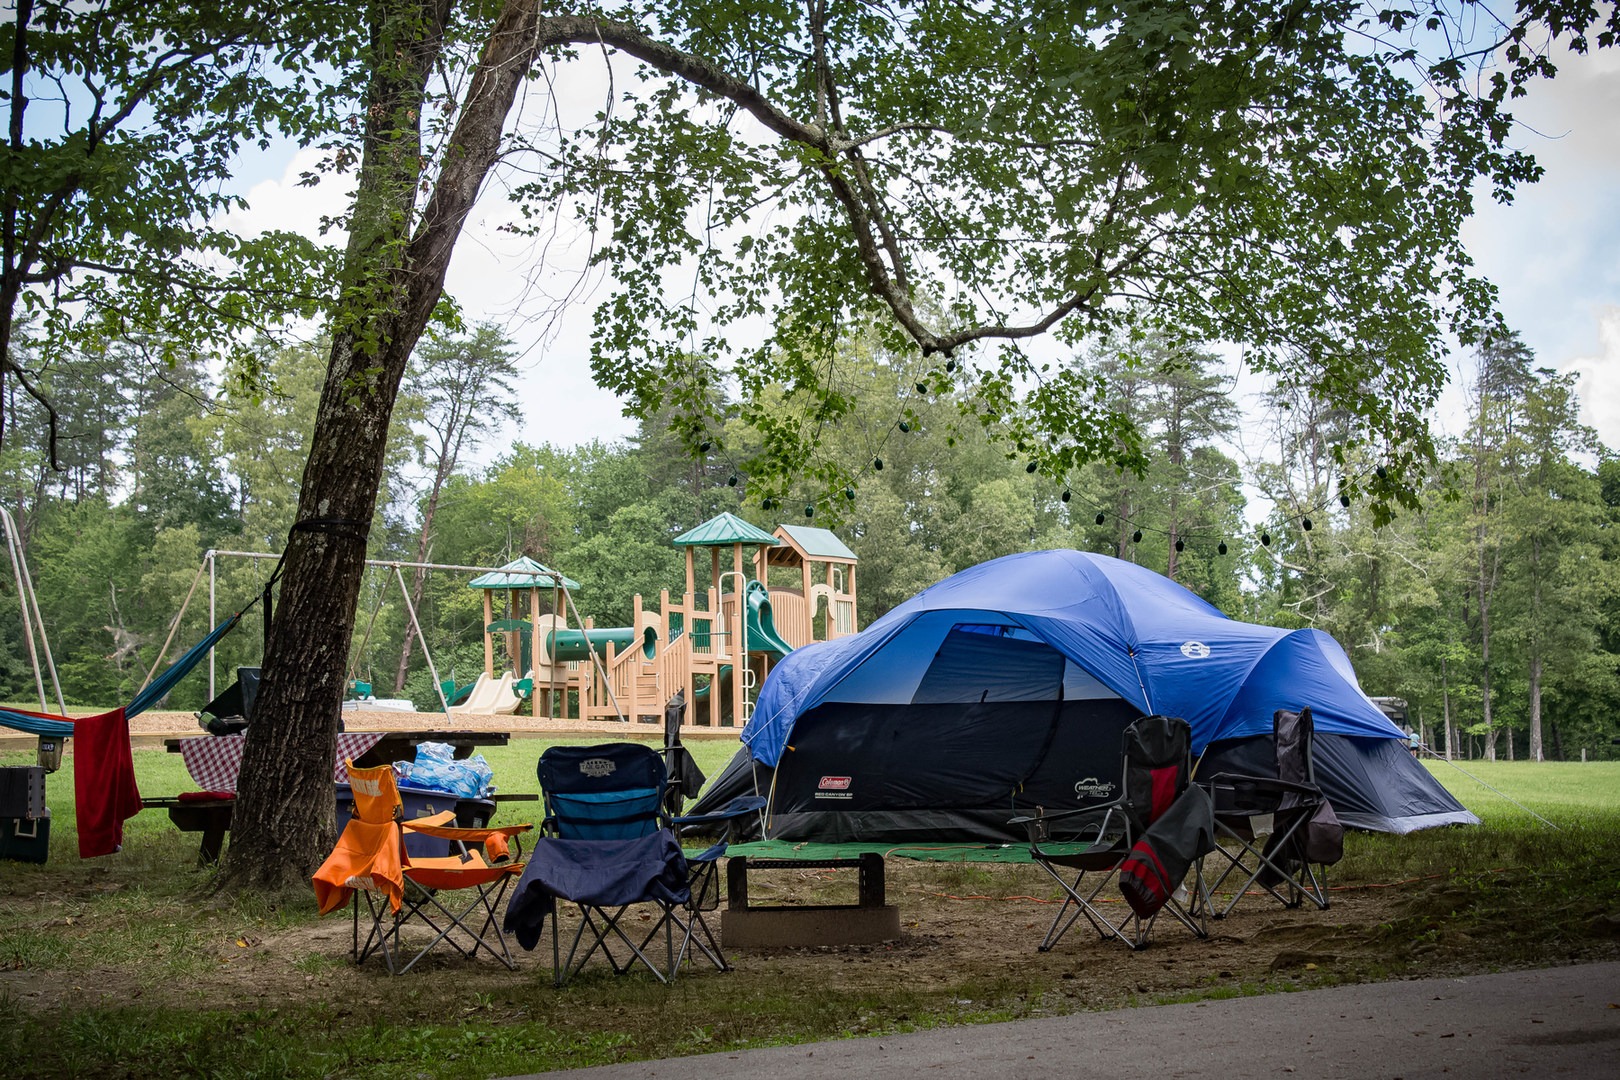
[743,580,794,657]
[694,581,794,703]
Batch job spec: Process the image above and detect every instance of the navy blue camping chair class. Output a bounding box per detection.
[505,743,751,984]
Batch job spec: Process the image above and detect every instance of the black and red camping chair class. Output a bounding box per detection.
[1193,706,1342,918]
[1011,714,1212,951]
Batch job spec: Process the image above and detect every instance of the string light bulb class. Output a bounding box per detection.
[1261,532,1271,547]
[1217,541,1228,555]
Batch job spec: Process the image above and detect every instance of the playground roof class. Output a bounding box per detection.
[672,512,781,548]
[773,524,857,562]
[466,556,581,592]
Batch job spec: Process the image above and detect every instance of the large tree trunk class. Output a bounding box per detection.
[218,0,547,891]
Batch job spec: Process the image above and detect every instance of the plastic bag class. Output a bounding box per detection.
[395,742,495,799]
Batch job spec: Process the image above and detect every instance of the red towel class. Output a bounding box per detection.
[71,707,143,858]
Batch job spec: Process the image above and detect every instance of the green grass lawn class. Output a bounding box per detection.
[1422,757,1620,820]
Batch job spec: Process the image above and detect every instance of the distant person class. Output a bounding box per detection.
[1408,729,1421,757]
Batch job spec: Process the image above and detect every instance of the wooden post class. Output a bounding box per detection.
[529,585,541,718]
[482,590,494,678]
[732,542,746,726]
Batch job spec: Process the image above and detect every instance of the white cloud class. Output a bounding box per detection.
[1563,306,1620,448]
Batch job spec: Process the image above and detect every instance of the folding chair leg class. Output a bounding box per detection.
[677,907,729,972]
[1035,857,1206,951]
[1194,825,1330,918]
[1033,860,1146,951]
[553,902,679,987]
[390,878,519,976]
[638,901,728,977]
[353,891,402,974]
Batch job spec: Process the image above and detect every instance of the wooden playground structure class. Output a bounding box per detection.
[454,513,859,727]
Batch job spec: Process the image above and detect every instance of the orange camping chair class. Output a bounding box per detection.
[311,760,531,974]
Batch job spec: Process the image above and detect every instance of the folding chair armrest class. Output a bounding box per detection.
[399,809,458,830]
[685,839,728,864]
[403,820,532,862]
[1011,800,1127,846]
[672,795,766,828]
[1199,773,1322,799]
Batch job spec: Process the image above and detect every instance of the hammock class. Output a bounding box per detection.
[0,612,243,737]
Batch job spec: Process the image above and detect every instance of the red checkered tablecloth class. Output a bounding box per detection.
[177,732,386,792]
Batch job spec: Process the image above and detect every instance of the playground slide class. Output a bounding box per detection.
[448,671,521,715]
[694,583,795,703]
[744,580,795,657]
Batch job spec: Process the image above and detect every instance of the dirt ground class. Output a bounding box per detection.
[2,852,1426,1013]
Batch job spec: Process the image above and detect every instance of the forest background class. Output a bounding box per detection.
[2,312,1613,766]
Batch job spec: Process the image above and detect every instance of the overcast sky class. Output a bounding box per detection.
[231,41,1620,463]
[1459,42,1620,444]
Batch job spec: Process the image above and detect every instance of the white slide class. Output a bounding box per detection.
[448,671,521,715]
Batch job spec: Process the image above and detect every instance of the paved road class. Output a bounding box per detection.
[506,961,1620,1079]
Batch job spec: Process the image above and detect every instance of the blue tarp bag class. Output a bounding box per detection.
[396,741,494,798]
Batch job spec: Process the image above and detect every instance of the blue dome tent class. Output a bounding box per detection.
[693,550,1474,839]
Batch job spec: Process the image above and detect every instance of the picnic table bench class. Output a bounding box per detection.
[141,794,235,864]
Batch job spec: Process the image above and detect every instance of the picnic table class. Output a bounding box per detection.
[146,730,518,863]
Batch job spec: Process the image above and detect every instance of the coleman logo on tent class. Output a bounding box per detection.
[579,758,617,778]
[1180,640,1211,659]
[815,775,853,801]
[1074,777,1115,800]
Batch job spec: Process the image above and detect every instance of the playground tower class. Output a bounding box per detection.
[456,514,858,727]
